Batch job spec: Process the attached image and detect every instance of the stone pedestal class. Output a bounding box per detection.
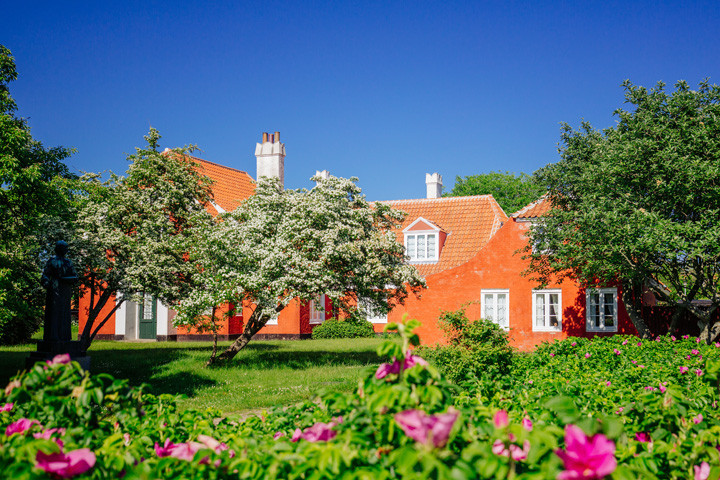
[26,340,91,371]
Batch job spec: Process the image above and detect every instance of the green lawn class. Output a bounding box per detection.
[0,337,391,414]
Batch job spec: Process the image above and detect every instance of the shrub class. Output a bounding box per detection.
[311,318,375,339]
[417,307,515,384]
[1,324,719,479]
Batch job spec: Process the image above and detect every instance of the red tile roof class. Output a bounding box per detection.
[378,195,508,276]
[162,150,255,215]
[192,157,255,214]
[512,195,551,219]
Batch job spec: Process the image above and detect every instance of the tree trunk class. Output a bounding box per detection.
[620,283,652,338]
[210,308,267,365]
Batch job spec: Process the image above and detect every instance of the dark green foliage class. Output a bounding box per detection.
[311,317,375,339]
[416,307,515,384]
[1,323,719,478]
[0,45,75,344]
[528,80,720,340]
[445,171,544,214]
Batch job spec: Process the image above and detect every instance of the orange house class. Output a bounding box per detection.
[80,132,648,348]
[388,196,640,349]
[79,132,333,341]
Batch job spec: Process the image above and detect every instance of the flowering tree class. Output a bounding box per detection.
[62,128,214,351]
[174,175,425,364]
[527,80,720,341]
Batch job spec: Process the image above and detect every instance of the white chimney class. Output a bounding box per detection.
[255,131,285,187]
[426,173,443,199]
[315,170,330,180]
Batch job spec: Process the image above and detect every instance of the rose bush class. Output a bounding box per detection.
[0,323,718,479]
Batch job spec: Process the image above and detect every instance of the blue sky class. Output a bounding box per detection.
[5,1,719,201]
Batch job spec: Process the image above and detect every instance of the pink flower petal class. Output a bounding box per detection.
[695,462,710,480]
[493,410,509,428]
[395,409,458,448]
[36,448,96,479]
[5,418,39,436]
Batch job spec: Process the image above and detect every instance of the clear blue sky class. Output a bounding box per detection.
[5,1,719,201]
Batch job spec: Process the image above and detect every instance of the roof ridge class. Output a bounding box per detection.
[378,194,494,203]
[511,194,548,218]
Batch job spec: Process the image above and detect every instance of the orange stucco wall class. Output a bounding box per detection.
[78,289,118,338]
[386,218,638,350]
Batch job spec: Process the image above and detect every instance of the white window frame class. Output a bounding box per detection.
[309,295,326,324]
[403,217,441,263]
[264,308,279,325]
[359,298,388,324]
[481,289,510,330]
[532,289,562,332]
[586,288,618,333]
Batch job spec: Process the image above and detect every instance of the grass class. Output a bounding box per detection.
[0,336,392,415]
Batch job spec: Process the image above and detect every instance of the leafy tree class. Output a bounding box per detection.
[62,129,214,351]
[174,175,425,364]
[445,172,544,214]
[527,80,720,341]
[0,45,75,344]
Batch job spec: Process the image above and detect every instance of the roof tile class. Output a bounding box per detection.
[379,195,508,276]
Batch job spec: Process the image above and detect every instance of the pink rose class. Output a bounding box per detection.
[585,353,591,359]
[635,432,651,443]
[0,402,12,412]
[47,354,71,366]
[695,462,710,480]
[291,418,341,443]
[493,439,531,461]
[394,409,458,448]
[555,424,616,480]
[693,414,703,424]
[36,448,96,479]
[522,417,533,432]
[5,418,39,436]
[493,410,509,428]
[680,366,689,374]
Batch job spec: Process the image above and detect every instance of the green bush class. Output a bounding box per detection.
[311,318,375,339]
[416,307,515,384]
[1,322,720,479]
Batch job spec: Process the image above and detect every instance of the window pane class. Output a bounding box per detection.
[549,294,559,326]
[427,234,436,259]
[143,295,154,320]
[603,295,615,326]
[497,294,507,326]
[417,235,426,259]
[484,294,494,320]
[407,236,416,258]
[535,294,545,327]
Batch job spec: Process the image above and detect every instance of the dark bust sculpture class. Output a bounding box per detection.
[40,240,78,342]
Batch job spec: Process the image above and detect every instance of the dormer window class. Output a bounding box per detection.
[403,217,445,263]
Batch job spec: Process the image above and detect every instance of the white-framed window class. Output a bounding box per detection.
[481,289,509,329]
[405,232,438,262]
[264,308,279,325]
[532,289,562,331]
[359,298,388,324]
[586,288,618,332]
[309,295,326,324]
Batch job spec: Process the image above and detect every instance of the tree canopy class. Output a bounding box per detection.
[526,80,720,340]
[174,175,426,364]
[0,45,76,344]
[61,129,214,351]
[445,172,544,215]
